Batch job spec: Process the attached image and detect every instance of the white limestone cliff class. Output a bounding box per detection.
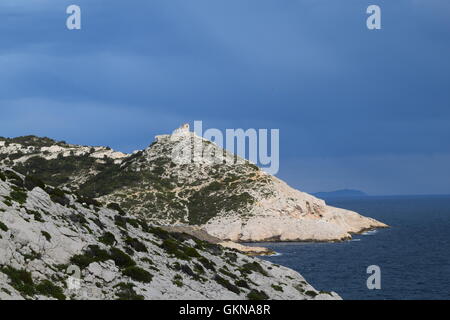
[203,176,387,242]
[147,125,388,242]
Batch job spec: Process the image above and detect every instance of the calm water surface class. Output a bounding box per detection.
[247,196,450,299]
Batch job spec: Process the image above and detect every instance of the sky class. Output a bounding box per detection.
[0,0,449,195]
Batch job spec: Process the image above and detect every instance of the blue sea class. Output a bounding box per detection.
[248,196,450,300]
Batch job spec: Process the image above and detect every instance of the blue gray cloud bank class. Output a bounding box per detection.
[1,0,449,195]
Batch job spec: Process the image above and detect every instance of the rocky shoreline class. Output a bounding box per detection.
[161,224,389,257]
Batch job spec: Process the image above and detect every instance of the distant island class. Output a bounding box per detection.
[313,189,368,199]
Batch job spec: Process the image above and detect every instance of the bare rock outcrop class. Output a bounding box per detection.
[0,167,340,300]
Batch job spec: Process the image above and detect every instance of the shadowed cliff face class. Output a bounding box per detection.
[0,167,340,300]
[1,126,387,242]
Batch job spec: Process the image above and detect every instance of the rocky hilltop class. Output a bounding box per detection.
[0,136,127,188]
[1,127,387,242]
[0,167,338,300]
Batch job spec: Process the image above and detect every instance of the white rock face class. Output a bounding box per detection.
[219,242,274,255]
[204,177,387,242]
[0,168,340,300]
[0,137,127,165]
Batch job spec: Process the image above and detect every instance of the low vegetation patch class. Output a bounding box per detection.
[160,238,201,260]
[0,221,8,232]
[0,266,35,297]
[124,236,147,253]
[114,282,144,300]
[35,280,66,300]
[107,202,126,215]
[172,274,183,287]
[247,289,269,300]
[9,188,27,204]
[70,245,111,269]
[98,232,116,246]
[41,231,51,242]
[24,175,45,191]
[235,279,250,289]
[305,290,318,297]
[122,266,152,283]
[214,275,240,295]
[46,187,69,206]
[271,284,283,292]
[109,248,136,269]
[240,262,268,277]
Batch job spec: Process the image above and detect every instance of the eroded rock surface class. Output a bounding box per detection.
[0,168,339,300]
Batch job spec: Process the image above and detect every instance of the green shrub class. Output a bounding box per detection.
[78,163,142,198]
[1,288,11,295]
[114,215,128,229]
[99,232,116,246]
[24,175,46,191]
[219,267,237,279]
[293,284,305,293]
[70,254,93,269]
[214,275,240,294]
[69,213,87,225]
[9,189,27,204]
[41,231,51,242]
[4,171,23,187]
[122,266,152,283]
[247,289,269,300]
[22,249,42,261]
[70,245,111,269]
[126,218,140,229]
[107,203,126,216]
[198,257,216,271]
[114,282,144,300]
[138,220,151,233]
[13,155,98,188]
[90,217,105,230]
[109,248,136,269]
[46,187,69,206]
[0,221,8,232]
[240,262,268,277]
[160,239,188,260]
[184,247,201,258]
[124,237,147,253]
[0,266,35,296]
[31,210,44,222]
[235,279,250,289]
[35,280,66,300]
[149,227,171,240]
[305,290,318,297]
[271,284,283,292]
[224,252,238,263]
[172,275,183,287]
[180,264,197,278]
[193,263,205,275]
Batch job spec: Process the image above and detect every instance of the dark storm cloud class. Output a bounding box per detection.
[0,0,449,194]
